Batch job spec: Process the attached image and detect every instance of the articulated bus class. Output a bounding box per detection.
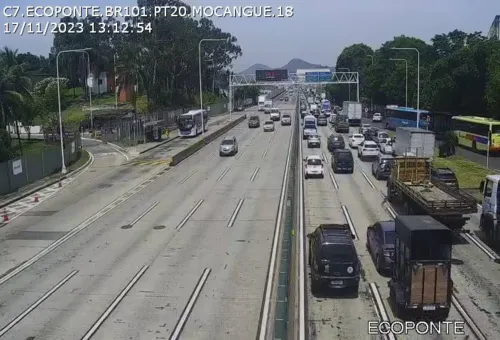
[177,109,208,137]
[452,116,500,152]
[383,106,453,134]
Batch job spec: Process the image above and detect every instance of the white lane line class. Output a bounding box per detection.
[329,171,339,190]
[269,133,276,144]
[262,148,269,158]
[169,268,211,340]
[369,283,397,340]
[81,265,149,340]
[0,270,78,337]
[451,294,488,340]
[0,166,168,286]
[107,142,131,161]
[462,233,500,262]
[298,123,306,340]
[178,169,198,184]
[341,205,358,240]
[259,115,295,340]
[385,205,397,219]
[361,171,376,189]
[130,201,160,226]
[217,167,231,182]
[227,199,244,228]
[176,199,204,231]
[235,149,246,159]
[250,167,260,182]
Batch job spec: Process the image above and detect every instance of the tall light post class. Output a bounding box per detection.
[198,38,229,136]
[389,58,408,108]
[337,67,351,101]
[205,59,216,93]
[114,53,118,110]
[391,47,420,127]
[366,55,374,111]
[56,47,92,174]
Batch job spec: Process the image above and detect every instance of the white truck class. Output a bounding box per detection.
[258,95,267,111]
[343,101,362,126]
[394,127,436,159]
[264,100,273,114]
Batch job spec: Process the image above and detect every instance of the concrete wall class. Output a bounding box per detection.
[0,133,82,195]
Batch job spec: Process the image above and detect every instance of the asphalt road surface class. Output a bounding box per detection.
[301,123,500,339]
[0,101,294,339]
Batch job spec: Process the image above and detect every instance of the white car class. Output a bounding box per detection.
[307,134,321,148]
[372,113,382,122]
[358,141,379,160]
[379,139,394,154]
[270,108,280,121]
[304,155,324,179]
[263,121,275,132]
[348,134,365,148]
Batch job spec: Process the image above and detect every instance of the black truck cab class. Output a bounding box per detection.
[307,224,360,296]
[389,215,453,321]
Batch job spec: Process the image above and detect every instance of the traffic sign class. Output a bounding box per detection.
[305,71,332,83]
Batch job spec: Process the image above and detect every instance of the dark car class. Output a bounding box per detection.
[327,134,345,152]
[234,106,245,112]
[431,167,459,190]
[363,127,378,141]
[366,221,395,274]
[331,149,354,173]
[371,154,395,180]
[285,97,289,101]
[308,224,360,296]
[248,115,260,128]
[317,114,328,126]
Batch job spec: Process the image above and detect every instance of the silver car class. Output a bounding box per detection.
[219,136,238,156]
[263,121,275,132]
[307,134,321,148]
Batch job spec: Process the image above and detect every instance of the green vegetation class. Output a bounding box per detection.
[327,30,500,119]
[433,155,495,190]
[0,0,243,162]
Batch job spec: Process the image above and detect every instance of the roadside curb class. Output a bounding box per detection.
[138,136,180,154]
[0,149,94,209]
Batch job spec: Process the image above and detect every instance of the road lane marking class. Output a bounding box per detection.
[250,167,260,182]
[169,268,211,340]
[461,233,500,262]
[361,171,376,189]
[369,283,397,340]
[176,199,204,231]
[81,265,149,340]
[0,270,79,337]
[258,114,295,340]
[0,166,170,286]
[227,199,244,228]
[329,171,339,190]
[217,167,231,182]
[130,201,160,226]
[341,205,358,240]
[262,148,269,158]
[178,170,198,184]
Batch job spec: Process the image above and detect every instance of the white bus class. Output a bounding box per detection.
[177,109,208,137]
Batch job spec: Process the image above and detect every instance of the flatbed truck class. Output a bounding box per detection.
[387,157,477,230]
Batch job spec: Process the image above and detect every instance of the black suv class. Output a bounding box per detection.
[248,115,260,128]
[331,149,354,173]
[307,224,360,296]
[327,134,345,152]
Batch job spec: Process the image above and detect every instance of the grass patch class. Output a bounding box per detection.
[433,155,496,190]
[12,140,58,155]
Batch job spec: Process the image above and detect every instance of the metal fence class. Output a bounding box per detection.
[99,101,229,146]
[0,133,82,195]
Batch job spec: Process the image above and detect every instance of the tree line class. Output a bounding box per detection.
[327,30,500,120]
[0,0,244,162]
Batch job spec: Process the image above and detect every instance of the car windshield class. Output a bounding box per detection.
[250,116,258,121]
[221,139,234,145]
[320,244,357,262]
[384,231,396,244]
[283,114,290,118]
[307,159,322,166]
[337,152,352,160]
[265,121,273,125]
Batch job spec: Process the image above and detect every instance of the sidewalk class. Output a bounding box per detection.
[0,149,92,209]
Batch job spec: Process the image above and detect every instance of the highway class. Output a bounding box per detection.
[299,121,500,340]
[0,100,293,339]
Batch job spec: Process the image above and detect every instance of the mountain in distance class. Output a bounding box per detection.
[239,58,331,75]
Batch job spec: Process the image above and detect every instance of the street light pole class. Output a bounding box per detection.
[114,53,118,110]
[198,38,229,137]
[83,51,93,131]
[391,47,420,128]
[389,58,408,108]
[367,55,374,111]
[337,67,350,101]
[56,47,92,175]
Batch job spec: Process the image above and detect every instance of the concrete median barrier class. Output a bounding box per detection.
[170,115,247,166]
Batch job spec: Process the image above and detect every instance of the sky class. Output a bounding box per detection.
[1,0,499,72]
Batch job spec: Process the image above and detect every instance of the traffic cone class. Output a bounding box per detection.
[34,194,39,203]
[3,209,9,222]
